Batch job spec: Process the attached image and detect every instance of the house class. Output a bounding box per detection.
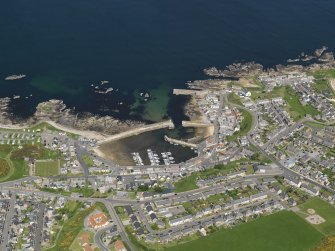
[254,165,273,174]
[301,184,320,196]
[124,205,134,216]
[114,240,127,251]
[285,176,302,188]
[287,198,297,207]
[227,171,246,179]
[250,192,268,202]
[231,197,250,208]
[273,186,282,195]
[149,212,158,223]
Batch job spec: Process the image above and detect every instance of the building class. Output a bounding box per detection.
[88,212,109,229]
[114,240,127,251]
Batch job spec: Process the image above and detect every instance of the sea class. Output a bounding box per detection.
[1,0,335,163]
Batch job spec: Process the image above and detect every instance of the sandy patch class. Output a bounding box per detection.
[307,208,316,215]
[237,78,259,88]
[306,214,325,225]
[330,79,335,92]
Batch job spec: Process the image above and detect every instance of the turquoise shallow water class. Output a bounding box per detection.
[0,0,335,123]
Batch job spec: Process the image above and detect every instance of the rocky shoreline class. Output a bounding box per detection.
[1,47,334,136]
[203,47,335,80]
[0,99,145,135]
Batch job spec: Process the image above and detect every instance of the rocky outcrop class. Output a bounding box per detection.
[0,99,145,135]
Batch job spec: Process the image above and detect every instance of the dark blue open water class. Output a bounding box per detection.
[0,0,335,123]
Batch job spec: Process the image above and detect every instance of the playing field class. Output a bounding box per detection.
[165,211,323,251]
[296,197,335,236]
[35,160,60,177]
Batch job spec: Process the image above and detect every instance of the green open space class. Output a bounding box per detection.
[227,93,243,106]
[82,154,94,166]
[35,160,60,177]
[0,158,11,177]
[251,86,320,121]
[165,211,323,251]
[227,109,253,142]
[69,230,97,251]
[296,197,335,236]
[283,87,320,121]
[313,69,335,79]
[45,202,109,251]
[0,143,61,182]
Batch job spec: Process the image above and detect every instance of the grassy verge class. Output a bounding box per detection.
[82,154,94,166]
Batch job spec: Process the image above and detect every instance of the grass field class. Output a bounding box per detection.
[165,211,323,251]
[35,160,60,177]
[227,109,253,142]
[296,197,335,236]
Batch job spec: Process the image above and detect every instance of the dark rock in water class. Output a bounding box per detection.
[314,46,328,57]
[319,52,335,62]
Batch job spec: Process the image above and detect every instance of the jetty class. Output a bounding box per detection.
[173,89,208,96]
[97,120,175,144]
[164,135,197,149]
[182,120,214,128]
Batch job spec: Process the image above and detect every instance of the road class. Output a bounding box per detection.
[75,142,91,182]
[226,99,335,194]
[0,193,15,251]
[34,203,45,251]
[104,202,136,251]
[94,225,113,251]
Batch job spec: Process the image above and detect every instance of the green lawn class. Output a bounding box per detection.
[165,211,323,251]
[227,93,243,106]
[173,175,199,193]
[82,154,94,166]
[296,197,335,236]
[35,160,60,177]
[283,87,320,121]
[227,109,253,142]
